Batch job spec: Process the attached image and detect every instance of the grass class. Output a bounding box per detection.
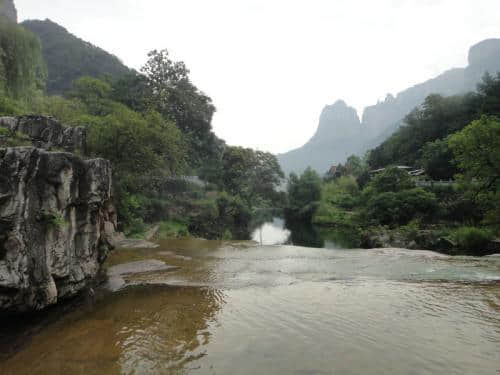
[155,220,190,239]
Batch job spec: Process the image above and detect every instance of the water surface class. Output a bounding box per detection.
[1,238,499,375]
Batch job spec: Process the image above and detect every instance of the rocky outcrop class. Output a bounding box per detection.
[0,147,117,313]
[0,0,17,23]
[277,100,364,175]
[0,116,87,153]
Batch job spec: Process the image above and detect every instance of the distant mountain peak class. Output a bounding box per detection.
[278,38,500,176]
[0,0,17,23]
[468,38,500,66]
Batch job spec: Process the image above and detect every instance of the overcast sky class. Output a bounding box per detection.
[17,0,500,154]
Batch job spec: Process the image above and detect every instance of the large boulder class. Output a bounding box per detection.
[0,147,117,313]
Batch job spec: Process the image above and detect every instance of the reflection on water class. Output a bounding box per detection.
[1,285,223,375]
[253,217,360,249]
[251,218,291,245]
[0,240,499,375]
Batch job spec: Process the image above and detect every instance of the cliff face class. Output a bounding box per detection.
[0,0,17,23]
[0,147,117,313]
[361,39,500,145]
[277,100,363,175]
[0,116,87,153]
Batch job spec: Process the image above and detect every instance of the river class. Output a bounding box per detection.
[1,229,499,374]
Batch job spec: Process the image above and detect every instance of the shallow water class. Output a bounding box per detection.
[1,238,499,375]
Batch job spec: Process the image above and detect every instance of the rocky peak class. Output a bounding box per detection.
[468,39,500,67]
[311,100,361,143]
[0,0,17,23]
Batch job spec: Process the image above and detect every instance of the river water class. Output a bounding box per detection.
[1,235,499,374]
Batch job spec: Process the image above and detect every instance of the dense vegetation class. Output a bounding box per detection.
[0,21,284,240]
[286,75,500,255]
[368,73,500,179]
[21,19,131,94]
[0,19,45,104]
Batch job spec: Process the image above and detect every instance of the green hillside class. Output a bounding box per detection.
[21,19,131,94]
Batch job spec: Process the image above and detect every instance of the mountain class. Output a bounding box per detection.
[278,39,500,175]
[21,19,132,94]
[0,0,17,23]
[278,100,364,176]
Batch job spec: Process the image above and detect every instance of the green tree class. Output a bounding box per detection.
[140,49,221,167]
[448,116,500,192]
[365,188,437,226]
[0,20,46,100]
[216,146,284,205]
[287,167,322,221]
[420,138,457,180]
[449,116,500,226]
[368,167,415,194]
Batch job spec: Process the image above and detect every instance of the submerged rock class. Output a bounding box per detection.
[106,260,178,291]
[0,147,117,313]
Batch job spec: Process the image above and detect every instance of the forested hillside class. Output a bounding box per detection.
[21,19,131,94]
[368,73,500,179]
[0,20,284,240]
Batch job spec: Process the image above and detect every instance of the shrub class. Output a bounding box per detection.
[365,188,438,226]
[451,227,493,254]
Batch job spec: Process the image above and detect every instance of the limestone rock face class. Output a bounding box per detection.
[0,0,17,23]
[0,147,117,313]
[277,100,364,175]
[0,116,87,153]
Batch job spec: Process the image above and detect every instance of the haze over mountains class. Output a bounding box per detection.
[278,39,500,176]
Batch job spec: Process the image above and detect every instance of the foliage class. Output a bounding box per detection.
[368,73,500,170]
[0,19,46,100]
[364,188,438,226]
[207,146,284,205]
[287,168,322,221]
[368,167,415,194]
[140,49,223,168]
[448,116,500,192]
[420,138,457,180]
[38,210,66,230]
[188,192,252,239]
[21,19,131,94]
[0,127,32,147]
[156,220,189,239]
[450,227,493,254]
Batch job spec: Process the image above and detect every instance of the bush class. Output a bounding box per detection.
[451,227,493,254]
[365,188,438,226]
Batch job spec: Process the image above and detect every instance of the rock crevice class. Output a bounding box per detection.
[0,147,116,313]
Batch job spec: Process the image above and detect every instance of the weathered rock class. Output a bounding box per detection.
[0,147,117,313]
[0,116,87,153]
